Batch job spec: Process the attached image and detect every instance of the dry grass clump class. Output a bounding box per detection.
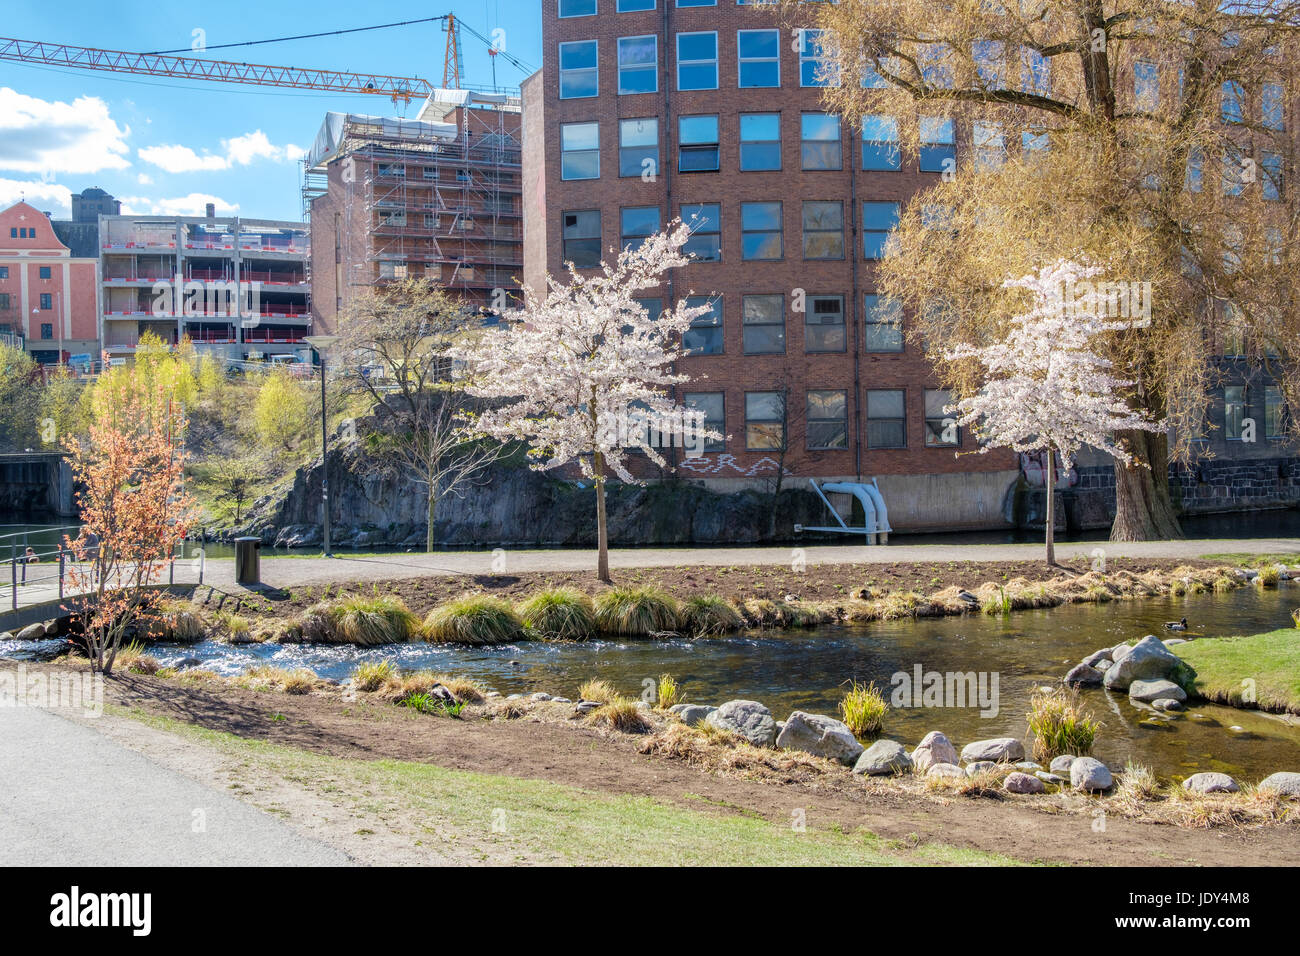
[679,595,744,636]
[517,588,597,641]
[491,699,527,720]
[295,594,421,646]
[637,722,841,783]
[585,697,652,734]
[1164,786,1292,829]
[352,659,396,692]
[212,610,252,643]
[593,586,681,635]
[1026,687,1100,762]
[115,641,159,675]
[577,678,619,704]
[1110,761,1162,815]
[237,665,321,695]
[373,669,487,703]
[424,595,524,645]
[924,765,1012,798]
[739,598,839,628]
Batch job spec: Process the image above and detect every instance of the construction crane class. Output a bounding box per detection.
[0,15,534,105]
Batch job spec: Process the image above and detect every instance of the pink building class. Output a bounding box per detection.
[0,200,100,364]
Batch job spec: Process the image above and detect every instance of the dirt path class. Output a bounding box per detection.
[92,672,1300,866]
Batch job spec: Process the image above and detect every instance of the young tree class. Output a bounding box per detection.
[777,0,1300,540]
[64,360,197,675]
[211,457,264,526]
[451,223,717,582]
[337,279,509,553]
[0,343,39,450]
[253,365,313,455]
[944,260,1166,565]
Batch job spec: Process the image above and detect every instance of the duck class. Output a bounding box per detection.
[1163,617,1188,631]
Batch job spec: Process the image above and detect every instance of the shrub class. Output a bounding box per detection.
[586,697,651,734]
[593,586,680,636]
[680,595,743,637]
[423,595,524,645]
[518,588,596,641]
[353,659,396,692]
[656,674,685,710]
[839,680,888,738]
[578,678,618,704]
[1026,687,1099,762]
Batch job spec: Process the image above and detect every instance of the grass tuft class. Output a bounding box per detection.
[352,659,396,692]
[423,595,525,645]
[585,696,652,734]
[300,594,420,645]
[578,678,619,704]
[594,586,681,636]
[517,588,596,641]
[679,595,743,637]
[839,680,888,739]
[655,673,685,710]
[1025,687,1099,762]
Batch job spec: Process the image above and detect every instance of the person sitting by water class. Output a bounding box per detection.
[23,547,38,564]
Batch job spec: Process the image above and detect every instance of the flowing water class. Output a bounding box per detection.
[97,585,1300,782]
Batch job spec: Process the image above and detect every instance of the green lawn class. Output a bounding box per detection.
[117,708,1028,867]
[1198,552,1300,567]
[1173,629,1300,714]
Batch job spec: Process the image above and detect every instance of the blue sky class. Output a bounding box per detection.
[0,0,541,222]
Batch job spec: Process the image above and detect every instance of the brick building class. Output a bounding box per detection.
[522,0,1018,532]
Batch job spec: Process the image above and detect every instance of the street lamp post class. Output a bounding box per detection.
[303,334,340,556]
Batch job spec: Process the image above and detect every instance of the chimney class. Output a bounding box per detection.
[206,202,216,218]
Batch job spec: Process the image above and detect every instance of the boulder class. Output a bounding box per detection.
[853,739,913,776]
[775,711,864,763]
[1103,635,1188,691]
[1095,659,1112,673]
[1163,637,1187,646]
[43,620,59,636]
[1004,771,1045,794]
[960,737,1026,764]
[926,762,965,780]
[669,703,716,727]
[706,699,777,747]
[1064,663,1104,688]
[1152,698,1185,712]
[910,731,959,771]
[1257,772,1300,799]
[0,631,13,642]
[1015,761,1044,772]
[1035,771,1066,786]
[1083,648,1113,668]
[1183,772,1239,794]
[1070,757,1113,792]
[531,692,552,701]
[1049,755,1077,774]
[1128,678,1187,703]
[16,623,46,641]
[1111,641,1134,663]
[966,761,998,776]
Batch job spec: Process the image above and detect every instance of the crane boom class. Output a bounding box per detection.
[0,35,433,102]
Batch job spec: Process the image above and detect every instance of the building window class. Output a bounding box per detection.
[683,392,724,452]
[39,293,52,310]
[863,295,904,352]
[973,121,1005,171]
[0,266,8,279]
[682,203,721,261]
[378,260,407,279]
[1262,82,1284,130]
[1262,151,1283,201]
[562,210,602,267]
[677,32,719,91]
[683,295,722,355]
[1221,81,1244,124]
[618,0,655,10]
[619,118,659,178]
[621,206,660,251]
[559,41,599,99]
[1134,61,1159,110]
[1021,48,1050,95]
[618,35,658,94]
[40,323,53,340]
[920,117,956,173]
[38,266,51,280]
[866,389,906,448]
[862,201,899,259]
[807,390,848,450]
[634,297,663,323]
[745,392,785,449]
[1186,147,1204,192]
[741,201,782,260]
[801,113,841,170]
[559,0,596,17]
[1265,385,1285,438]
[919,42,954,88]
[973,39,1004,87]
[561,122,600,180]
[741,294,784,354]
[802,202,844,260]
[739,113,781,171]
[861,115,899,170]
[799,29,837,87]
[1224,385,1248,440]
[422,166,439,180]
[738,29,780,88]
[1221,302,1246,356]
[678,0,716,5]
[805,295,845,353]
[0,294,9,310]
[678,115,719,172]
[924,389,959,446]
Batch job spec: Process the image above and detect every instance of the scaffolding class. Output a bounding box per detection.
[302,89,522,318]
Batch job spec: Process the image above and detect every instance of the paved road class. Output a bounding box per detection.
[0,700,351,866]
[195,536,1300,593]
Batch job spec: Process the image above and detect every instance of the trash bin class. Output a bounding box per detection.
[235,536,261,586]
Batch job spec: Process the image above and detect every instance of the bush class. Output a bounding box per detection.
[399,690,465,717]
[1026,687,1099,762]
[656,674,685,710]
[424,595,524,645]
[353,659,396,692]
[586,697,651,734]
[578,678,618,704]
[839,681,888,738]
[301,594,421,645]
[680,595,743,637]
[1257,565,1281,588]
[1292,607,1300,629]
[116,640,159,675]
[594,587,680,636]
[518,588,596,641]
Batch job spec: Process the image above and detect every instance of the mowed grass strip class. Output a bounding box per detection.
[1173,629,1300,714]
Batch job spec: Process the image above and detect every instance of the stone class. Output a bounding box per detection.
[1128,678,1187,703]
[0,631,13,642]
[1103,635,1188,691]
[910,731,959,771]
[43,620,59,636]
[776,711,864,763]
[706,699,777,747]
[1083,648,1112,668]
[1064,663,1104,687]
[551,697,572,704]
[926,762,965,780]
[1152,698,1184,712]
[505,694,523,700]
[1111,641,1134,663]
[1183,772,1240,794]
[669,703,716,727]
[531,692,552,701]
[1163,638,1187,646]
[1049,755,1077,774]
[1035,771,1066,786]
[485,691,501,699]
[1015,761,1044,772]
[16,623,46,641]
[573,700,601,714]
[1257,772,1300,798]
[1004,771,1045,794]
[852,739,913,776]
[1070,757,1113,792]
[966,761,998,776]
[175,656,203,670]
[960,737,1025,764]
[1095,659,1112,673]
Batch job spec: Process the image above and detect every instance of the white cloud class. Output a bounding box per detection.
[0,178,73,217]
[0,88,131,175]
[138,129,304,172]
[118,193,239,216]
[136,173,153,185]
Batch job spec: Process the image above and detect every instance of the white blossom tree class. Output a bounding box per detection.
[944,260,1166,565]
[451,221,720,582]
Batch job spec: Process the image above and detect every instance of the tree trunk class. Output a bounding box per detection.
[1044,445,1056,567]
[594,451,610,583]
[425,482,438,554]
[1111,429,1183,541]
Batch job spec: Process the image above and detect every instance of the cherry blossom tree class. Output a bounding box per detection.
[944,260,1166,565]
[451,221,719,582]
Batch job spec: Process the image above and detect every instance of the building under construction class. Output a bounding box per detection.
[304,89,522,333]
